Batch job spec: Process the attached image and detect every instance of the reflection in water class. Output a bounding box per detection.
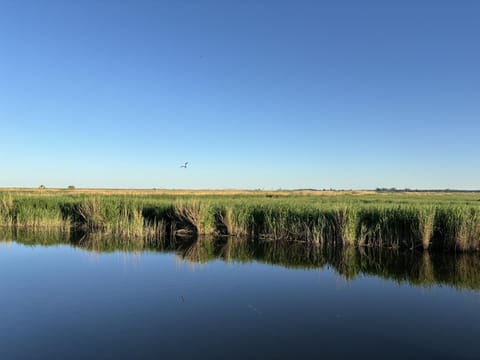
[1,228,480,290]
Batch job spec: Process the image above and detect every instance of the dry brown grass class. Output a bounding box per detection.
[0,187,377,197]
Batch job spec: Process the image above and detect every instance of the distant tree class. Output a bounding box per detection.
[39,185,46,189]
[67,185,75,190]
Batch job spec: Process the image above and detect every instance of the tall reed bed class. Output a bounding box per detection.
[0,192,479,251]
[0,193,69,230]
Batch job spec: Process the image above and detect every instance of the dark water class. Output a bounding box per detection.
[0,233,480,360]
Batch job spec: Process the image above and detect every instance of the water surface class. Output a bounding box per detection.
[0,233,479,359]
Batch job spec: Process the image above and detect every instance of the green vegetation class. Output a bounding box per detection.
[1,190,480,251]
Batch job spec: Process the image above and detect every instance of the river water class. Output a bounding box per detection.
[0,233,479,359]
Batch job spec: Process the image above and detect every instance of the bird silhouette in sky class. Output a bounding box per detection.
[180,162,188,168]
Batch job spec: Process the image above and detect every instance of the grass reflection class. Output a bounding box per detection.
[1,229,479,290]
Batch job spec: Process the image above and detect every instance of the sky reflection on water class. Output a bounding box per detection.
[0,238,479,359]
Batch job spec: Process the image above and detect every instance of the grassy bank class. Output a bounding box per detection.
[1,190,480,251]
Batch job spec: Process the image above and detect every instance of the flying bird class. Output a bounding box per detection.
[180,162,188,168]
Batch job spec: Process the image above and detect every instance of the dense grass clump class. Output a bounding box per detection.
[0,190,480,251]
[0,193,14,227]
[433,207,480,251]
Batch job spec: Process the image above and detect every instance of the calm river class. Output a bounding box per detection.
[0,232,479,359]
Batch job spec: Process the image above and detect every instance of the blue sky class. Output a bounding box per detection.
[1,0,479,189]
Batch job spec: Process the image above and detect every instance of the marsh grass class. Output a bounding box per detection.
[0,193,14,227]
[418,206,436,250]
[214,203,252,236]
[0,191,479,251]
[173,201,215,235]
[433,207,480,251]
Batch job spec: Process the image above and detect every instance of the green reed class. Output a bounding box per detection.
[0,191,479,251]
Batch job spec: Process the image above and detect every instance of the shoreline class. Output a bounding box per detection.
[1,191,479,251]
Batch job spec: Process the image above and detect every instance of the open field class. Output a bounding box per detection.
[0,187,378,196]
[1,188,480,251]
[2,187,479,196]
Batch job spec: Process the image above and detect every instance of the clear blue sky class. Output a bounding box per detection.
[1,0,479,189]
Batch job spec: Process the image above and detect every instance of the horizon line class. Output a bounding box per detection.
[1,187,480,193]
